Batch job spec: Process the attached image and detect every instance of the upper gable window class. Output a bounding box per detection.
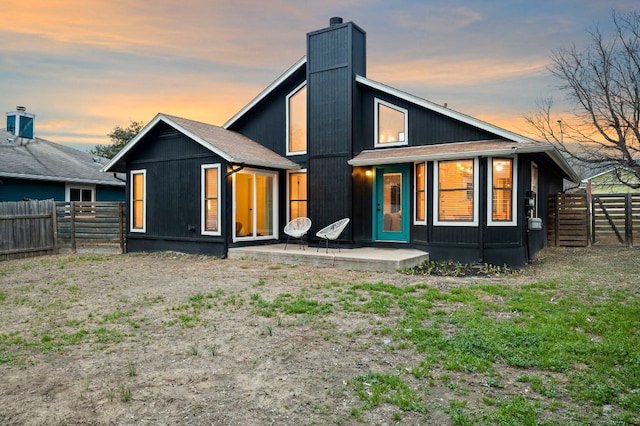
[375,98,408,148]
[287,83,307,155]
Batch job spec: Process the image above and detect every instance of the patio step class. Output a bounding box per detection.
[227,244,429,272]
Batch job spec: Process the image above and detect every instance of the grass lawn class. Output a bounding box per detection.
[0,247,638,425]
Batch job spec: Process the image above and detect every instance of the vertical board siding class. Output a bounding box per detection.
[308,156,353,241]
[0,200,55,259]
[308,68,352,156]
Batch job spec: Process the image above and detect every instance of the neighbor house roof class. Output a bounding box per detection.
[103,113,300,172]
[0,129,125,186]
[349,139,580,182]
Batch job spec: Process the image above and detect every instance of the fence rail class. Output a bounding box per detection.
[0,199,56,260]
[0,201,125,260]
[547,193,590,247]
[55,202,126,252]
[591,194,640,247]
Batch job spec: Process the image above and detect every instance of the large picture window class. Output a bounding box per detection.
[130,169,146,232]
[488,157,517,226]
[287,83,307,155]
[414,162,426,224]
[288,170,307,220]
[374,98,408,147]
[202,164,221,235]
[434,159,478,226]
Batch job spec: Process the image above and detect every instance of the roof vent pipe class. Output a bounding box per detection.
[16,106,26,112]
[329,17,343,26]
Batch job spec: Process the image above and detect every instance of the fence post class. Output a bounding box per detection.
[625,194,633,247]
[119,202,125,254]
[51,201,58,254]
[70,202,77,253]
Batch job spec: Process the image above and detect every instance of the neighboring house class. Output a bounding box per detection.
[580,167,640,194]
[104,18,578,266]
[1,108,126,202]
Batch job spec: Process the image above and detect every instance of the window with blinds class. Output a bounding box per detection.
[437,160,474,222]
[202,164,221,235]
[415,162,426,223]
[288,171,307,220]
[131,170,146,232]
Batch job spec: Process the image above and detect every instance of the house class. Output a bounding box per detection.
[580,167,640,195]
[1,107,126,202]
[103,17,578,266]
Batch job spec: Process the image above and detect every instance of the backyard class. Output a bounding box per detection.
[0,247,638,425]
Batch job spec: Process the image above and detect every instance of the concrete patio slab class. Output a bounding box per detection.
[227,244,429,272]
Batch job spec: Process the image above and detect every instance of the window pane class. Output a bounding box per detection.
[81,189,92,201]
[132,173,144,229]
[70,188,80,201]
[415,163,425,222]
[289,172,307,220]
[378,103,406,144]
[256,175,273,236]
[438,160,474,221]
[492,159,513,221]
[289,85,307,153]
[204,168,218,232]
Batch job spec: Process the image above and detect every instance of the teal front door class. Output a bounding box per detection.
[374,164,410,242]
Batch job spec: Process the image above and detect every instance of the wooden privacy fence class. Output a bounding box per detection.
[56,202,126,252]
[591,194,640,247]
[0,199,56,260]
[547,193,590,247]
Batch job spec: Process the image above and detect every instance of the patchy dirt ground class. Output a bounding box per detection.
[0,247,637,425]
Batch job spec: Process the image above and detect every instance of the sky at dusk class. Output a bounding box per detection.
[2,0,638,151]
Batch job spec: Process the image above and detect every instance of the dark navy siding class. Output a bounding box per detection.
[308,155,353,241]
[355,89,499,153]
[228,66,307,158]
[126,127,227,255]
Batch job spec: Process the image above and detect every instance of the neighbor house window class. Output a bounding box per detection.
[434,159,478,226]
[287,83,307,155]
[202,164,221,235]
[130,169,146,232]
[488,158,517,226]
[414,162,426,224]
[531,162,538,218]
[374,98,408,147]
[65,184,95,215]
[288,170,307,221]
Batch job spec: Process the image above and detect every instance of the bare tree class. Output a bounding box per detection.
[526,10,640,188]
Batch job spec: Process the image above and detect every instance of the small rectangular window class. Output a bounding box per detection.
[131,170,146,232]
[414,162,426,224]
[288,171,307,220]
[202,165,221,235]
[487,157,517,226]
[375,98,408,147]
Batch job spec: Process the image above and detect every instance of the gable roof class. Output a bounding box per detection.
[355,75,536,143]
[103,113,299,172]
[349,139,579,182]
[223,57,307,129]
[0,129,125,186]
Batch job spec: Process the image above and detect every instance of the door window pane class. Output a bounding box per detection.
[383,173,403,231]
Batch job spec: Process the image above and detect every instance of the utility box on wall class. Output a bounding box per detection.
[528,217,543,231]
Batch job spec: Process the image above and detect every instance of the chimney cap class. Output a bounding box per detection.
[16,106,26,112]
[329,17,343,26]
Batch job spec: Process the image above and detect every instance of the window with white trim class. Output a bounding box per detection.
[287,170,307,221]
[487,157,517,226]
[286,83,307,155]
[531,162,538,218]
[201,164,221,236]
[130,169,146,232]
[433,159,478,226]
[233,169,278,241]
[414,162,426,224]
[65,184,95,215]
[374,98,408,147]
